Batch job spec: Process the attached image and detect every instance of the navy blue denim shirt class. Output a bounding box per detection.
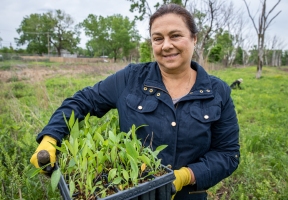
[37,61,240,198]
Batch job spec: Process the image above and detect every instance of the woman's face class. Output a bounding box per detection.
[150,13,196,72]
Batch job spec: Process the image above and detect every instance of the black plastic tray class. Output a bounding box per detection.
[57,164,175,200]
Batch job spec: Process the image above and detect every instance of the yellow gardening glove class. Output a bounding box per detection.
[172,167,192,199]
[30,135,57,173]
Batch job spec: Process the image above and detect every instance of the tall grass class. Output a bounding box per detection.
[0,62,287,199]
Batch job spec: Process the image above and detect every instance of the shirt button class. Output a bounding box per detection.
[171,122,176,126]
[204,115,209,119]
[200,90,203,93]
[156,93,161,96]
[206,89,210,92]
[143,87,147,91]
[138,106,143,110]
[149,89,153,93]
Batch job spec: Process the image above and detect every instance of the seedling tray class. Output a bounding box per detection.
[57,164,175,200]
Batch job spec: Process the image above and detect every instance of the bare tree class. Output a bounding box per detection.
[267,35,286,67]
[188,0,235,67]
[243,0,281,78]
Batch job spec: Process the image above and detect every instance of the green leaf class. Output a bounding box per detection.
[110,146,117,163]
[68,110,75,129]
[127,154,138,181]
[138,155,151,167]
[70,119,80,139]
[108,168,117,182]
[122,169,129,182]
[112,177,122,185]
[51,168,61,192]
[62,112,70,131]
[27,166,42,178]
[155,144,168,152]
[108,130,118,143]
[68,158,76,168]
[126,141,139,159]
[69,180,75,197]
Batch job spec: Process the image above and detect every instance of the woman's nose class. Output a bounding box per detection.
[162,38,173,51]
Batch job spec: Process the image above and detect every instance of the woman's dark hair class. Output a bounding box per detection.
[149,3,198,38]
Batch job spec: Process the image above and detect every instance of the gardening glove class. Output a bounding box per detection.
[171,167,192,199]
[30,135,57,173]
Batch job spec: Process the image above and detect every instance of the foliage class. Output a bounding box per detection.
[139,40,152,62]
[126,0,188,21]
[208,30,234,66]
[81,14,141,62]
[15,10,80,56]
[233,46,243,65]
[52,111,167,198]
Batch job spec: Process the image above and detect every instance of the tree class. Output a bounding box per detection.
[15,10,80,56]
[188,0,236,67]
[127,0,189,21]
[243,0,281,78]
[233,46,244,65]
[207,30,234,66]
[81,14,141,62]
[139,39,152,62]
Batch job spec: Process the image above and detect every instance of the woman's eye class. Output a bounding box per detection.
[172,34,180,38]
[154,38,162,41]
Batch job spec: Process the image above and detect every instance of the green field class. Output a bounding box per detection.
[0,61,287,199]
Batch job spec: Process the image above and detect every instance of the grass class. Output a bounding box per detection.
[0,61,287,199]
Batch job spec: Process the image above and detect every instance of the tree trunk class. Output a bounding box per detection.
[256,48,263,78]
[198,49,205,67]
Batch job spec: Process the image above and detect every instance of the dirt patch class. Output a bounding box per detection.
[0,63,127,83]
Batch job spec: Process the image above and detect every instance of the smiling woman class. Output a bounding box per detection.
[30,3,240,200]
[150,13,197,99]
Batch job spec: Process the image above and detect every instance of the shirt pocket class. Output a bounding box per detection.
[189,105,221,123]
[126,94,158,113]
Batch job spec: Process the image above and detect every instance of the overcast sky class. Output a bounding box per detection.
[0,0,287,50]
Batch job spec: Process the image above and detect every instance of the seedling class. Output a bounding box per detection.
[51,111,169,199]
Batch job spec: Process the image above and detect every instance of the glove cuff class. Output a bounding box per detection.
[179,167,192,186]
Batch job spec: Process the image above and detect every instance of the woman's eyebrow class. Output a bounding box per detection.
[151,29,182,36]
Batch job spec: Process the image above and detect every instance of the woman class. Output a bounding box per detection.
[31,3,240,199]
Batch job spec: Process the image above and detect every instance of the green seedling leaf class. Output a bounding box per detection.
[126,142,139,158]
[73,138,79,156]
[69,180,75,197]
[108,130,118,144]
[152,145,168,157]
[138,155,151,167]
[64,140,74,156]
[122,169,129,182]
[155,144,168,152]
[112,177,122,185]
[27,166,42,178]
[93,131,104,144]
[63,112,70,131]
[84,112,91,126]
[68,110,75,129]
[110,146,117,163]
[127,154,138,181]
[108,168,117,182]
[70,119,80,139]
[51,168,61,192]
[68,158,76,168]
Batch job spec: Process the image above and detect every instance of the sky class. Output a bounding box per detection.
[0,0,287,50]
